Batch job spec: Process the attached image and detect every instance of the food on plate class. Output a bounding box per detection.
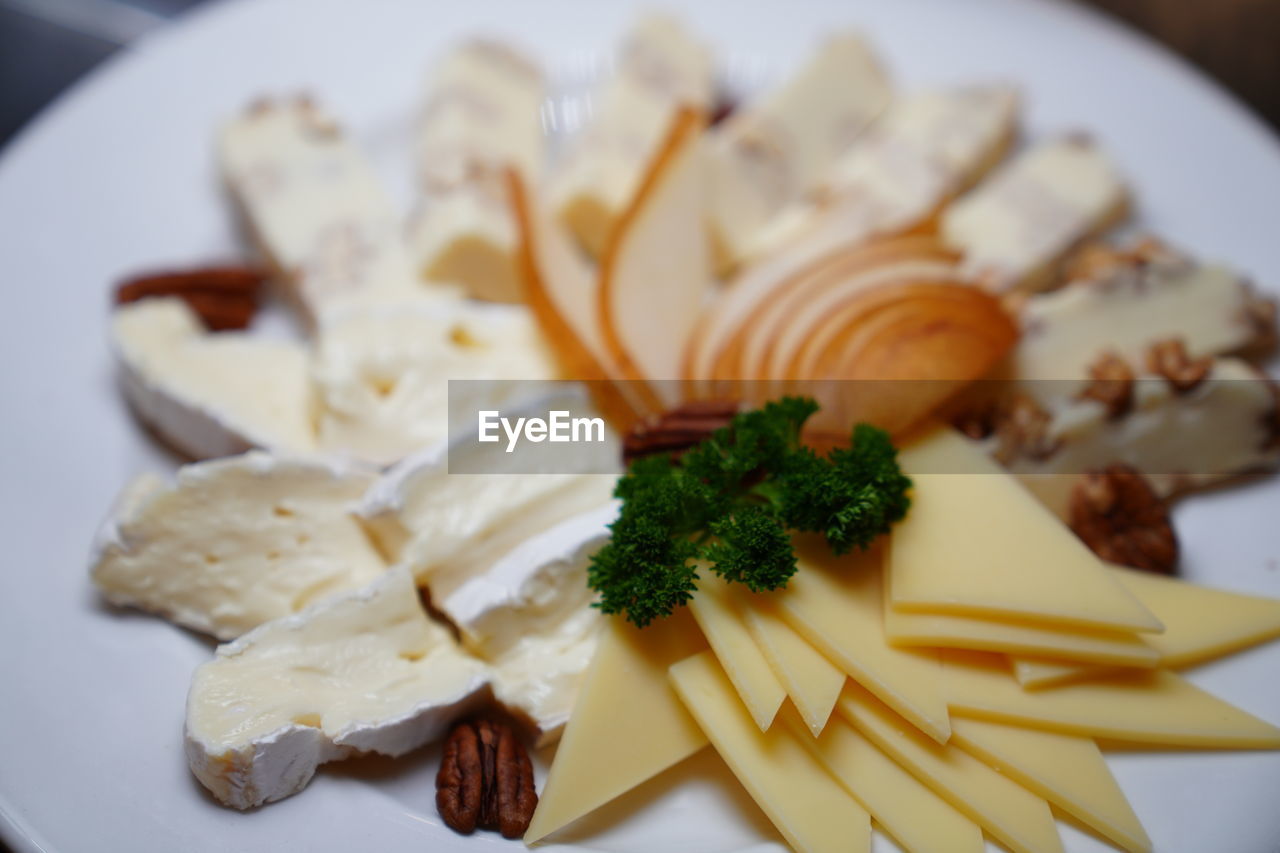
[437,718,538,838]
[112,298,316,457]
[90,451,384,639]
[220,97,445,323]
[706,32,889,273]
[407,40,546,302]
[942,136,1128,293]
[114,264,265,331]
[550,13,713,257]
[184,568,489,809]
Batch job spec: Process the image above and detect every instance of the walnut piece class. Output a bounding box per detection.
[623,400,741,466]
[1145,337,1212,393]
[987,393,1061,465]
[114,265,264,331]
[437,719,537,839]
[1069,465,1178,574]
[1078,351,1135,419]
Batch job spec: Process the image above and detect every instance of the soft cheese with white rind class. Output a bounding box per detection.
[311,300,559,465]
[185,568,489,809]
[220,98,436,322]
[112,299,316,458]
[943,136,1127,293]
[550,14,712,257]
[408,40,545,302]
[91,452,385,640]
[707,33,889,271]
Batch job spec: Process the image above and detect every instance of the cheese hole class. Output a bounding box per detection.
[266,551,280,561]
[399,650,425,662]
[449,324,484,349]
[203,554,220,565]
[291,713,322,728]
[368,376,397,398]
[273,506,294,518]
[296,533,310,546]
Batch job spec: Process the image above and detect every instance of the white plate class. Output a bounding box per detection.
[1,0,1278,850]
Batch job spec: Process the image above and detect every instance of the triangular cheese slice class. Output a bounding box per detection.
[783,706,985,853]
[944,652,1280,748]
[524,610,708,843]
[669,651,871,853]
[951,717,1151,853]
[837,679,1064,853]
[1011,566,1280,687]
[889,427,1161,632]
[734,588,845,736]
[688,571,787,731]
[770,540,951,742]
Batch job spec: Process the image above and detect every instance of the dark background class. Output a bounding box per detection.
[1,0,1278,150]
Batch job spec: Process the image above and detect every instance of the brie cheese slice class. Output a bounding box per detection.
[112,298,316,459]
[185,568,489,809]
[312,301,559,465]
[91,451,386,639]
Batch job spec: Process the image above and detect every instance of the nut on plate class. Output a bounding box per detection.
[437,718,537,839]
[1078,351,1135,419]
[114,265,264,331]
[622,399,741,465]
[1145,337,1212,394]
[1069,464,1178,574]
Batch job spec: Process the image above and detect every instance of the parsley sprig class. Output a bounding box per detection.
[589,398,912,627]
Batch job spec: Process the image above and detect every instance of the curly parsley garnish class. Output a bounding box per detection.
[589,398,912,627]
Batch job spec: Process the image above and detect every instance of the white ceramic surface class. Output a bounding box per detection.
[1,0,1278,851]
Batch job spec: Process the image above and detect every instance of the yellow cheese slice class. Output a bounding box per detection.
[837,679,1064,853]
[1011,567,1280,687]
[889,427,1161,633]
[770,540,951,743]
[944,651,1280,748]
[951,717,1151,853]
[783,706,985,853]
[733,587,845,736]
[688,571,787,731]
[524,611,708,843]
[669,651,872,853]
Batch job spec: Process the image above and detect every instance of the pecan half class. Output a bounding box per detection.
[1078,352,1134,419]
[623,400,741,465]
[1069,465,1178,574]
[1243,291,1278,356]
[114,265,264,331]
[1145,338,1212,393]
[437,719,537,839]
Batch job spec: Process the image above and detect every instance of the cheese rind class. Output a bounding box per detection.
[943,136,1127,293]
[91,451,384,639]
[890,426,1162,632]
[951,716,1151,853]
[785,708,985,853]
[944,652,1280,747]
[670,651,872,853]
[837,679,1064,853]
[112,299,316,458]
[524,610,708,843]
[185,569,489,809]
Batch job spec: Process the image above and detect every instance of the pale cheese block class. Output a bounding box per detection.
[687,571,787,731]
[91,452,385,640]
[550,13,712,257]
[890,426,1162,632]
[837,679,1065,853]
[1011,566,1280,688]
[769,540,951,743]
[220,98,438,323]
[951,716,1151,853]
[408,40,546,302]
[185,568,489,809]
[669,651,872,853]
[707,33,889,272]
[311,300,559,465]
[943,136,1127,293]
[746,84,1018,264]
[784,707,985,853]
[112,299,316,458]
[943,651,1280,747]
[524,610,708,843]
[735,589,845,736]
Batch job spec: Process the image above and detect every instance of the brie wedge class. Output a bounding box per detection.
[311,301,559,465]
[112,298,316,459]
[91,451,385,639]
[185,568,488,809]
